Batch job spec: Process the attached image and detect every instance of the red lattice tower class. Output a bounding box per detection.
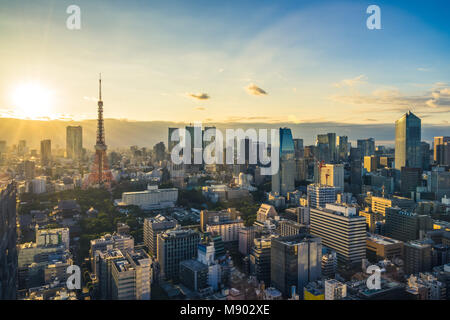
[83,75,114,189]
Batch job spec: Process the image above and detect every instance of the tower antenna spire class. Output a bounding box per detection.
[99,73,102,101]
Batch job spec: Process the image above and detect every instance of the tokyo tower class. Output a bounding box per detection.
[84,75,114,188]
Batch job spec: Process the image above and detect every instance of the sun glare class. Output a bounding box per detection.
[11,83,54,119]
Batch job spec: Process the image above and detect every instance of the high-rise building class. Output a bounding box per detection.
[18,140,27,156]
[111,249,151,300]
[337,136,348,161]
[319,164,344,191]
[143,215,177,258]
[293,138,304,158]
[90,233,135,272]
[400,167,422,196]
[428,167,450,200]
[357,138,375,158]
[395,111,421,170]
[40,139,51,166]
[0,182,18,300]
[238,227,255,255]
[179,259,209,292]
[434,136,450,166]
[385,207,433,242]
[271,234,322,298]
[18,160,35,180]
[321,248,337,279]
[404,240,432,275]
[249,236,273,286]
[157,229,200,281]
[316,133,337,163]
[310,203,366,267]
[350,147,362,195]
[364,155,379,172]
[66,126,83,160]
[420,141,431,171]
[307,184,337,209]
[272,128,295,196]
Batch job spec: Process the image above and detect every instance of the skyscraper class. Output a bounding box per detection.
[0,182,18,300]
[157,229,200,281]
[337,136,348,161]
[434,136,450,166]
[357,138,375,158]
[307,184,337,209]
[349,147,362,195]
[272,128,295,195]
[143,215,177,258]
[310,203,366,268]
[66,126,83,160]
[395,111,421,170]
[85,75,114,188]
[316,133,336,163]
[271,234,322,298]
[319,164,344,192]
[40,139,51,166]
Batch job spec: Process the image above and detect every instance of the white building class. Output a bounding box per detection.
[206,220,244,242]
[198,244,221,291]
[121,185,178,210]
[32,177,46,194]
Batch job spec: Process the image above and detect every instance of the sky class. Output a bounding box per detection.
[0,0,449,126]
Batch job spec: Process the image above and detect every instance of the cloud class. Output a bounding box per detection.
[187,92,210,100]
[333,75,368,88]
[417,67,432,72]
[194,106,206,111]
[330,85,450,116]
[425,87,450,108]
[245,83,268,96]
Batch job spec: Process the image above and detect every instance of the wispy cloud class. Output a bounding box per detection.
[187,93,210,100]
[417,67,432,72]
[333,74,368,88]
[330,85,450,116]
[194,106,206,111]
[245,83,268,96]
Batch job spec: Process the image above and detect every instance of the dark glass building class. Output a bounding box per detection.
[395,111,421,170]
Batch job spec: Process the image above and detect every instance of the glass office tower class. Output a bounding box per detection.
[272,128,295,195]
[395,111,421,170]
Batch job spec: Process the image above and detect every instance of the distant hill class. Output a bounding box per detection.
[0,117,446,150]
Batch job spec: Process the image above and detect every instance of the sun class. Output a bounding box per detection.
[11,83,54,119]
